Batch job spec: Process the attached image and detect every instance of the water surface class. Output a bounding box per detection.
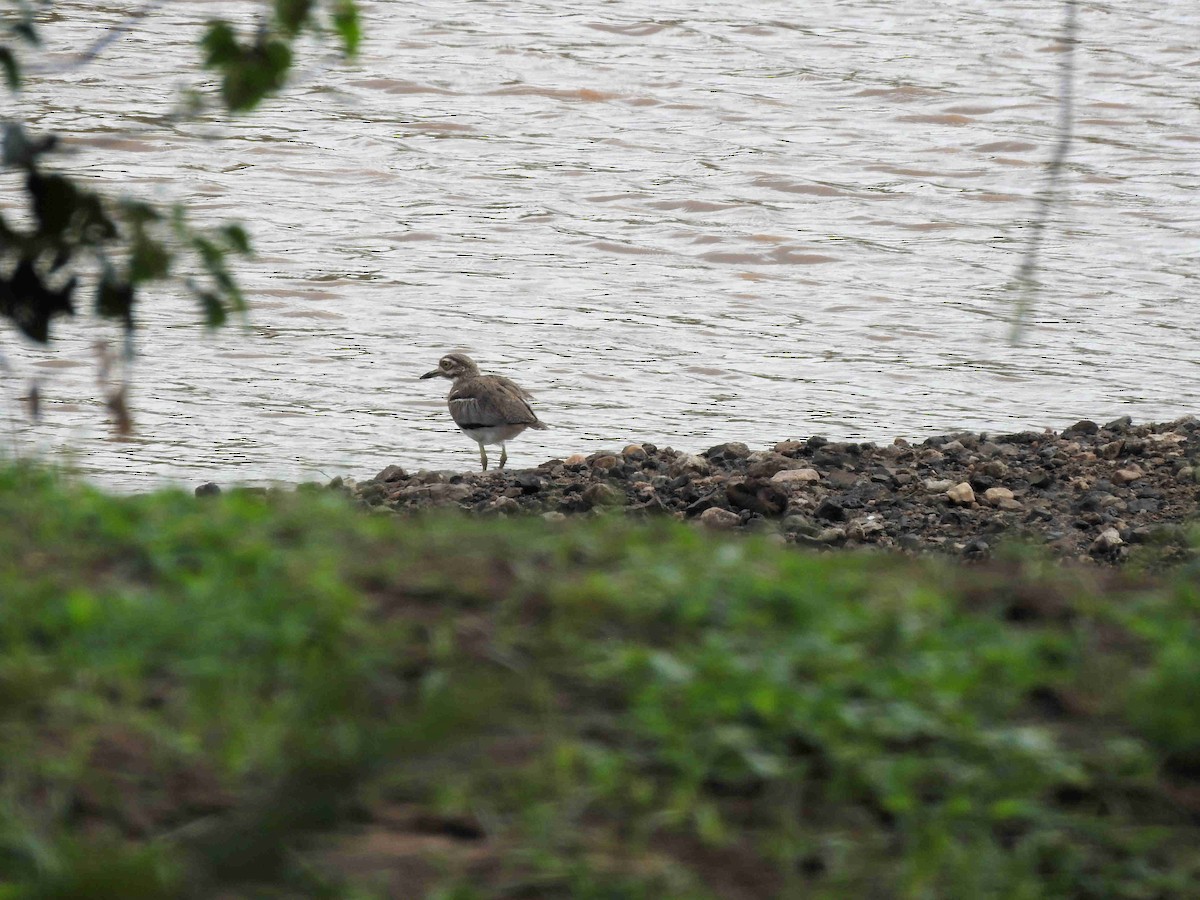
[4,1,1199,488]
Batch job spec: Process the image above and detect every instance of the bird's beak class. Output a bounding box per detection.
[420,369,442,380]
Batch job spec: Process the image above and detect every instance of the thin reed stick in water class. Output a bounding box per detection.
[1009,0,1078,344]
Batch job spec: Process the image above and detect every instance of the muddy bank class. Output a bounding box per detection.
[335,416,1200,564]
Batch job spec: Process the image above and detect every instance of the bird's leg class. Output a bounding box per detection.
[479,444,488,471]
[499,444,508,469]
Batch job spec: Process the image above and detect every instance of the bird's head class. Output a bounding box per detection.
[420,352,480,381]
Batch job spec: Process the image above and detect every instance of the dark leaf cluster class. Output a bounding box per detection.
[0,122,252,342]
[203,0,360,113]
[0,1,359,349]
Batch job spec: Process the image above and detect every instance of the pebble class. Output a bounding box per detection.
[1113,466,1144,484]
[746,452,803,478]
[771,468,821,485]
[671,453,711,476]
[984,487,1015,505]
[581,482,623,508]
[946,482,976,506]
[1091,527,1124,554]
[699,507,741,529]
[981,460,1009,478]
[491,497,521,515]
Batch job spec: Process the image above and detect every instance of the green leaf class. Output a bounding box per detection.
[117,200,161,226]
[275,0,315,37]
[331,1,360,56]
[129,234,171,283]
[217,37,293,112]
[77,194,118,243]
[198,291,227,327]
[0,47,20,90]
[12,22,39,47]
[96,274,135,331]
[27,173,78,236]
[192,236,223,269]
[0,258,75,343]
[201,21,240,67]
[221,223,252,256]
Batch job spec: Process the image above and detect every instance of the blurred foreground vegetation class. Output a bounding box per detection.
[0,465,1198,898]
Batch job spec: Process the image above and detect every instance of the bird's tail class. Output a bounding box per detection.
[531,420,549,430]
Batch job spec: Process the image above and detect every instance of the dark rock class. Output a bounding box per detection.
[195,482,221,497]
[998,431,1045,445]
[582,482,624,508]
[726,478,788,516]
[782,514,820,537]
[1064,419,1100,436]
[1029,472,1054,489]
[812,449,845,467]
[685,496,719,518]
[964,539,990,558]
[1104,415,1133,432]
[375,465,408,482]
[869,467,896,486]
[746,452,802,479]
[515,473,544,494]
[815,498,845,522]
[706,442,751,461]
[969,474,995,491]
[826,470,859,490]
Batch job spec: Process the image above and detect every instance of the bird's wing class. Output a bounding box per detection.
[490,375,534,400]
[448,376,539,428]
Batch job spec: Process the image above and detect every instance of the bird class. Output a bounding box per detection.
[420,352,548,471]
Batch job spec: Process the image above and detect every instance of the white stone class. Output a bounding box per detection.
[1113,466,1144,484]
[771,468,821,485]
[946,482,975,505]
[672,453,711,475]
[698,507,741,529]
[1091,527,1124,552]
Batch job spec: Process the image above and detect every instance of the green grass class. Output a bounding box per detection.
[0,463,1197,898]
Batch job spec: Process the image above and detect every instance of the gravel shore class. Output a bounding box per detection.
[336,416,1200,564]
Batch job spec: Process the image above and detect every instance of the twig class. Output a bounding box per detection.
[22,1,168,75]
[1009,0,1079,344]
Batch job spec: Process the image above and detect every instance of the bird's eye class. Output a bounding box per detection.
[440,359,450,369]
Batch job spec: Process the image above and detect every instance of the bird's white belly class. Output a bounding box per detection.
[459,424,525,446]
